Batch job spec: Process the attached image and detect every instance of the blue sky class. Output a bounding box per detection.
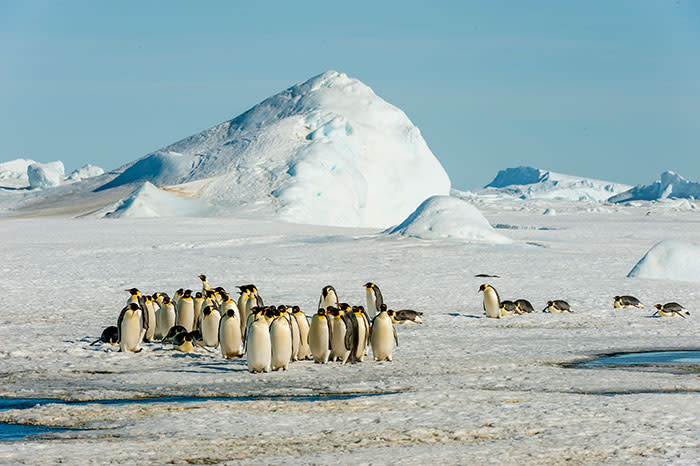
[1,1,699,189]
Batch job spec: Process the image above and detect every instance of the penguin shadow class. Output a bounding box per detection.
[448,313,482,319]
[192,361,248,373]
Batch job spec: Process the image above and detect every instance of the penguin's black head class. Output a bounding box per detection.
[357,305,365,312]
[613,296,620,301]
[184,334,193,342]
[126,288,139,295]
[387,310,395,317]
[322,286,335,297]
[199,274,207,281]
[328,308,340,317]
[380,303,387,312]
[176,288,184,295]
[547,301,553,306]
[163,297,172,305]
[203,306,212,316]
[227,309,235,318]
[265,308,277,319]
[292,306,301,313]
[317,308,326,316]
[184,289,192,298]
[364,282,373,289]
[195,292,203,299]
[277,305,286,311]
[215,286,225,293]
[206,290,216,298]
[655,304,663,310]
[478,284,487,292]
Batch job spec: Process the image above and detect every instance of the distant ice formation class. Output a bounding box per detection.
[68,164,104,181]
[0,158,36,180]
[609,171,700,203]
[27,161,65,189]
[627,240,700,282]
[94,71,451,227]
[483,166,630,202]
[386,195,512,243]
[98,182,213,218]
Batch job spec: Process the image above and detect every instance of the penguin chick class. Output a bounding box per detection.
[613,295,644,309]
[653,303,689,318]
[479,284,501,319]
[543,300,573,313]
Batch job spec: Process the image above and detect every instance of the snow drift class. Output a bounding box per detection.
[27,161,65,189]
[94,71,451,227]
[609,171,700,203]
[386,195,512,243]
[98,182,213,218]
[627,240,700,282]
[483,166,630,202]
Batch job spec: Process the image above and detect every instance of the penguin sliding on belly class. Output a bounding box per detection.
[90,326,119,346]
[479,284,501,319]
[543,300,573,313]
[614,295,644,309]
[653,303,689,318]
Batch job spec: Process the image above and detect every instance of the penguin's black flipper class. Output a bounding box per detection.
[393,326,399,347]
[255,294,264,307]
[89,339,100,346]
[342,312,355,352]
[326,315,333,350]
[374,285,384,313]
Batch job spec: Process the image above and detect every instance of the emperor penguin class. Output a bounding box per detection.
[90,326,119,346]
[653,303,689,318]
[500,300,517,317]
[125,288,143,307]
[142,295,157,342]
[270,310,293,371]
[161,325,187,344]
[176,289,195,331]
[349,305,369,362]
[328,306,354,364]
[318,285,339,311]
[355,305,371,358]
[174,331,196,353]
[199,274,212,293]
[309,309,333,364]
[153,292,167,308]
[515,299,534,314]
[614,295,644,309]
[479,284,501,319]
[193,292,205,331]
[279,306,300,362]
[380,304,423,324]
[155,296,176,340]
[237,287,251,335]
[219,307,243,359]
[292,306,311,360]
[117,303,146,353]
[364,282,384,319]
[370,307,398,362]
[174,288,185,308]
[200,306,221,347]
[246,312,272,373]
[543,300,573,313]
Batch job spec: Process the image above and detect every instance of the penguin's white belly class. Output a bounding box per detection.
[177,301,195,331]
[120,312,142,352]
[295,315,311,360]
[366,291,377,319]
[202,314,221,347]
[270,320,292,371]
[247,323,271,373]
[158,306,176,338]
[219,317,243,358]
[371,318,394,361]
[309,318,330,363]
[331,319,349,362]
[355,317,367,360]
[483,291,500,319]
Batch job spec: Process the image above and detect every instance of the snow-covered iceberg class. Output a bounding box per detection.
[68,164,104,181]
[27,161,65,189]
[627,240,700,282]
[98,182,214,218]
[609,171,700,203]
[483,166,630,202]
[95,71,451,228]
[386,195,512,243]
[0,158,36,180]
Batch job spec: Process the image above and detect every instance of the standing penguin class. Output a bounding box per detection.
[155,296,176,340]
[364,282,384,319]
[176,289,195,331]
[199,274,212,294]
[370,307,398,361]
[200,306,221,347]
[173,288,185,308]
[246,312,272,373]
[479,284,501,319]
[279,306,301,362]
[219,307,243,359]
[270,310,293,371]
[318,285,339,311]
[237,287,251,335]
[328,306,354,364]
[117,303,146,353]
[309,309,333,364]
[291,306,311,360]
[192,292,205,331]
[142,295,157,342]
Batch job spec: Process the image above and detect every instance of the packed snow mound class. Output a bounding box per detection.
[95,71,451,227]
[27,161,65,189]
[68,164,104,181]
[386,195,512,243]
[609,171,700,203]
[99,182,214,218]
[483,166,631,202]
[627,240,700,282]
[0,158,36,180]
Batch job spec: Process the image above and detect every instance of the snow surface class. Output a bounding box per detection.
[0,158,36,180]
[386,195,512,243]
[609,171,700,203]
[97,182,214,218]
[1,207,699,464]
[27,161,65,189]
[67,164,104,181]
[91,71,450,228]
[627,240,700,282]
[483,166,631,202]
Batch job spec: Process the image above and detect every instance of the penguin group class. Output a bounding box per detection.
[479,284,691,319]
[94,276,420,372]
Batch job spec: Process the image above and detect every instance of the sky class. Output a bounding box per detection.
[1,1,699,190]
